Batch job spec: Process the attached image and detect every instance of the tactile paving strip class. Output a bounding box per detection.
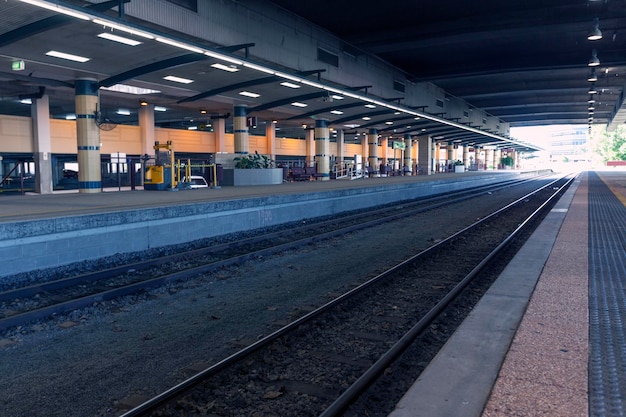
[588,172,626,417]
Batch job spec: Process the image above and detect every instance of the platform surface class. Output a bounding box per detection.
[388,170,626,417]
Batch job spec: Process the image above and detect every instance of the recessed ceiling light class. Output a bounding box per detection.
[163,75,194,84]
[100,84,161,95]
[211,63,239,72]
[97,32,142,46]
[239,91,260,98]
[291,102,308,107]
[46,50,90,63]
[280,82,301,89]
[330,110,343,115]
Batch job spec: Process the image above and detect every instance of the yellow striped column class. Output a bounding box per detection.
[75,79,101,193]
[315,119,330,180]
[234,105,249,154]
[368,128,378,175]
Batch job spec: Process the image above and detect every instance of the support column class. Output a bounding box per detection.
[485,148,495,170]
[463,145,469,167]
[417,135,432,175]
[139,104,155,157]
[214,118,226,154]
[315,119,330,181]
[32,94,52,194]
[380,136,389,165]
[368,128,378,175]
[447,141,454,164]
[266,121,276,162]
[233,105,248,154]
[404,134,412,175]
[337,129,345,164]
[494,149,502,170]
[361,133,369,164]
[306,128,315,166]
[434,142,441,172]
[75,78,101,193]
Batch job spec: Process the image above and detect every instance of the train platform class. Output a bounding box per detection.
[0,170,541,278]
[388,170,626,417]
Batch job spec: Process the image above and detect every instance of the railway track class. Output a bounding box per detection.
[0,176,550,333]
[113,174,574,417]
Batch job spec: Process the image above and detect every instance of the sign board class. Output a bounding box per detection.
[11,60,24,71]
[393,141,406,150]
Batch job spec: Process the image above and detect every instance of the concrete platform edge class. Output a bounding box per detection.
[387,174,582,417]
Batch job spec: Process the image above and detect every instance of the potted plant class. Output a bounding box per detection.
[453,160,465,173]
[223,151,283,186]
[501,156,514,169]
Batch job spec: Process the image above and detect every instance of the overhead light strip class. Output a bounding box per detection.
[19,0,90,20]
[21,0,525,147]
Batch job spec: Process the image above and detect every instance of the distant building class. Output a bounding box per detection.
[548,126,588,163]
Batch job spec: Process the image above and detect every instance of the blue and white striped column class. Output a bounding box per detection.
[234,105,249,154]
[368,128,378,175]
[75,79,101,193]
[315,119,330,180]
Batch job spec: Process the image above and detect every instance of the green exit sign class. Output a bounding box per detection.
[11,60,25,71]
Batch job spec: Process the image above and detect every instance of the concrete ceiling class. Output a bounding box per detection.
[1,0,624,150]
[271,0,626,129]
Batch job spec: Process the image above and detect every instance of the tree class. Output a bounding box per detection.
[590,125,626,164]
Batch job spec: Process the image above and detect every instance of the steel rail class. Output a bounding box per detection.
[118,174,572,417]
[317,174,576,417]
[0,178,540,332]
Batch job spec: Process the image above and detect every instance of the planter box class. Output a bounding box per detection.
[454,165,465,173]
[221,168,283,186]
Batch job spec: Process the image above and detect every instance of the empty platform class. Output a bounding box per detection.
[387,170,626,417]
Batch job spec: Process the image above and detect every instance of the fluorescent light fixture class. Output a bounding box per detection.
[300,79,325,89]
[291,102,308,107]
[362,116,371,120]
[154,106,167,112]
[20,98,32,105]
[100,84,161,95]
[92,19,155,39]
[364,104,376,108]
[239,91,260,98]
[156,37,204,53]
[385,121,393,125]
[65,114,76,120]
[203,51,243,65]
[46,50,90,63]
[242,62,275,74]
[19,0,90,20]
[275,72,302,83]
[330,110,344,115]
[97,32,142,46]
[211,63,239,72]
[116,109,131,116]
[188,126,198,130]
[280,82,301,89]
[331,95,344,100]
[163,75,194,84]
